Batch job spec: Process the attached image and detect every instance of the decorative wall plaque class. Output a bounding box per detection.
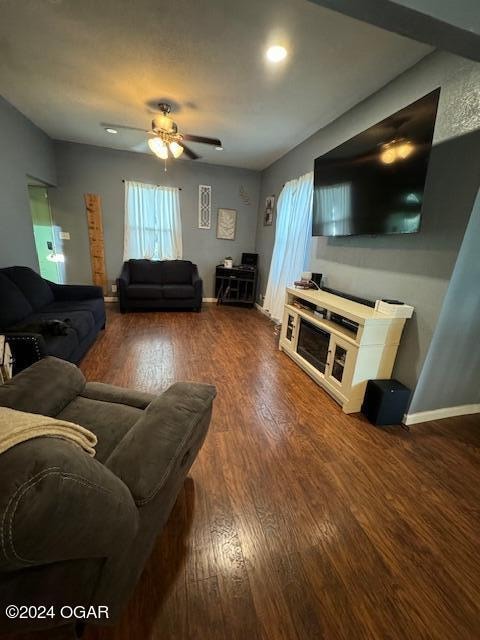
[239,185,251,205]
[198,184,212,229]
[264,194,275,226]
[216,208,237,240]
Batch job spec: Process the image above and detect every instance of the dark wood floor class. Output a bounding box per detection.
[80,304,480,640]
[10,304,480,640]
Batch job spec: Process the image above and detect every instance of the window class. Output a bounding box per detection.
[123,181,183,260]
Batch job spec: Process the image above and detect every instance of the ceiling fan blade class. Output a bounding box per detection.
[101,122,149,133]
[182,134,222,147]
[131,140,150,153]
[179,142,200,160]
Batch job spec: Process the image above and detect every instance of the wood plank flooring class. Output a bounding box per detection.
[8,304,480,639]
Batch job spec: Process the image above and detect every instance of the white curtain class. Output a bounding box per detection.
[263,172,314,324]
[123,181,183,261]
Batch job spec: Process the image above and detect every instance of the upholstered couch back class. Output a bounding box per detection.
[0,267,56,328]
[2,266,54,309]
[128,260,195,285]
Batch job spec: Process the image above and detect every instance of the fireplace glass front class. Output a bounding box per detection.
[297,319,330,373]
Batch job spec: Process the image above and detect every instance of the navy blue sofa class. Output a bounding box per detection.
[0,266,105,374]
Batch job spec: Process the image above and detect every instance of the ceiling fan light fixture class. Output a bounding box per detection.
[169,141,184,158]
[148,136,169,159]
[266,45,287,63]
[153,114,177,134]
[112,103,218,164]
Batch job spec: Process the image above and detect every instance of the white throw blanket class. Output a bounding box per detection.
[0,407,97,456]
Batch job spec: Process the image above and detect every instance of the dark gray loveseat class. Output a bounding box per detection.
[117,259,203,313]
[0,357,216,637]
[0,266,105,374]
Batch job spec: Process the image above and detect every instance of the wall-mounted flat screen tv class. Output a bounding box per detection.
[312,88,440,236]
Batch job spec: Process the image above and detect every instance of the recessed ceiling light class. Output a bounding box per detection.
[105,127,118,134]
[215,146,223,151]
[266,45,287,63]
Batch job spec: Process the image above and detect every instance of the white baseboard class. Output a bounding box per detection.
[255,303,271,317]
[105,296,216,303]
[404,403,480,425]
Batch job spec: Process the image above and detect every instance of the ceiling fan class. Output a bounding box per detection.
[105,103,223,163]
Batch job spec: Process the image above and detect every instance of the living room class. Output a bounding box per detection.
[0,1,479,639]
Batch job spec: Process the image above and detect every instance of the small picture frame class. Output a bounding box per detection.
[264,195,275,226]
[217,208,237,240]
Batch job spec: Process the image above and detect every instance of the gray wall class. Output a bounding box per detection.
[50,142,261,297]
[255,51,480,391]
[408,188,480,413]
[0,96,56,270]
[307,0,480,62]
[392,0,480,35]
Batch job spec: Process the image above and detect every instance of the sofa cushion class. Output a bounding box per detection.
[160,260,193,285]
[43,329,79,360]
[0,272,33,328]
[2,266,54,310]
[57,396,143,463]
[162,284,195,300]
[42,299,106,327]
[25,310,95,341]
[126,284,163,300]
[82,382,156,410]
[128,260,163,284]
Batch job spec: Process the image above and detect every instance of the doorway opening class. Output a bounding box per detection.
[27,182,64,284]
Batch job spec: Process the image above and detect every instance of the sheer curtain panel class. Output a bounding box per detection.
[123,181,183,261]
[263,172,314,324]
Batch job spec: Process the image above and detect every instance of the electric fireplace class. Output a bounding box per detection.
[296,319,330,374]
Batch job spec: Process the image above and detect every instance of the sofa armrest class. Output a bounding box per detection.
[105,382,216,506]
[118,262,130,286]
[117,263,130,312]
[82,381,156,410]
[192,267,203,304]
[0,437,138,571]
[2,332,47,375]
[0,356,86,416]
[48,281,103,301]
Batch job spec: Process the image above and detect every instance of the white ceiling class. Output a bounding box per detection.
[0,0,432,170]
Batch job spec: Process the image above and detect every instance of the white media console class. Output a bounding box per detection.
[279,287,413,413]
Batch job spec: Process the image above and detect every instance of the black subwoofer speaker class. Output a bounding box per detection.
[361,379,411,426]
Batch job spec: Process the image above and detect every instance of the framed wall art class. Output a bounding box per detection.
[217,208,237,240]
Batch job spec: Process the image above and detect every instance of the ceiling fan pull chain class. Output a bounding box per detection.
[164,158,167,172]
